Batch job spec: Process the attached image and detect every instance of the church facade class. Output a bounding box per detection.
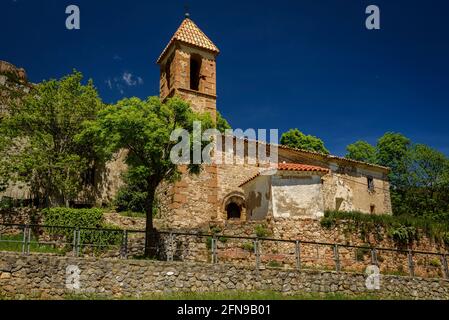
[150,17,392,229]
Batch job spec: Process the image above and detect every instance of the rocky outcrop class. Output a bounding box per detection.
[0,60,28,84]
[0,60,31,118]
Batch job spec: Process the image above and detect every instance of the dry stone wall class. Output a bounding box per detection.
[0,252,448,300]
[0,208,41,226]
[1,208,447,279]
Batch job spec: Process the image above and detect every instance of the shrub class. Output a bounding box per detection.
[355,247,370,262]
[218,236,228,243]
[255,224,269,238]
[429,258,441,268]
[0,197,13,209]
[115,187,158,215]
[443,232,449,246]
[43,207,104,228]
[242,242,254,252]
[210,226,222,235]
[114,168,158,215]
[320,217,334,229]
[43,208,122,249]
[267,260,282,268]
[205,237,212,250]
[321,210,449,246]
[387,225,417,244]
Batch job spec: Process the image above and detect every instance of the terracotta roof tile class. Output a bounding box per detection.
[239,163,330,187]
[277,163,330,173]
[157,18,219,63]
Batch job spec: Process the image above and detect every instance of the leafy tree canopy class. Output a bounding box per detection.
[345,140,377,164]
[79,96,214,256]
[396,143,449,218]
[0,70,102,206]
[345,132,449,219]
[216,111,231,132]
[280,128,330,155]
[376,132,411,178]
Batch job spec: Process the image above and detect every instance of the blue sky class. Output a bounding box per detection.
[1,0,449,156]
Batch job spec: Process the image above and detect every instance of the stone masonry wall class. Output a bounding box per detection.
[0,252,448,299]
[2,208,447,279]
[211,218,449,279]
[0,208,42,226]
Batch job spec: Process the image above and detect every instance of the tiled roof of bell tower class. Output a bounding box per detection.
[157,18,219,63]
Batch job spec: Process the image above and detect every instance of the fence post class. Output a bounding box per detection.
[211,235,218,264]
[72,228,77,256]
[21,226,28,255]
[254,238,260,274]
[121,230,128,259]
[166,232,174,262]
[334,244,341,272]
[441,254,449,279]
[75,228,81,257]
[26,227,31,255]
[407,249,415,277]
[295,240,301,271]
[371,248,378,266]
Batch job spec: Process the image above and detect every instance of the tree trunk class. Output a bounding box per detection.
[144,187,157,257]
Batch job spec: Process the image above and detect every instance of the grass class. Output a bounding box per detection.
[0,234,63,254]
[63,291,390,301]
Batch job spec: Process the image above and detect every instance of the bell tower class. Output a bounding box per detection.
[157,15,219,120]
[156,15,220,229]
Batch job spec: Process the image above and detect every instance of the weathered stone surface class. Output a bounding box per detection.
[0,61,28,83]
[0,252,448,300]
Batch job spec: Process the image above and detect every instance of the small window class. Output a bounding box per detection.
[367,176,374,192]
[165,56,173,90]
[370,205,376,214]
[335,198,344,211]
[190,54,202,91]
[165,63,171,89]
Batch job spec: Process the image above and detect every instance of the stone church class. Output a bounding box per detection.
[149,17,392,229]
[0,17,392,231]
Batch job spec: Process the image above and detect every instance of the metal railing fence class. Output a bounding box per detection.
[1,222,448,280]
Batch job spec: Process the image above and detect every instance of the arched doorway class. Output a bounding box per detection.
[222,192,246,221]
[226,202,241,220]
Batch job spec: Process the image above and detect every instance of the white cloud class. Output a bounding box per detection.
[105,72,143,95]
[122,72,136,86]
[122,72,144,87]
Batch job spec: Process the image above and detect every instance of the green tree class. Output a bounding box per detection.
[345,140,377,164]
[0,71,102,207]
[0,132,12,192]
[280,128,330,154]
[375,132,412,216]
[376,133,411,172]
[376,132,412,188]
[115,166,151,214]
[216,111,231,132]
[404,144,449,218]
[80,96,214,256]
